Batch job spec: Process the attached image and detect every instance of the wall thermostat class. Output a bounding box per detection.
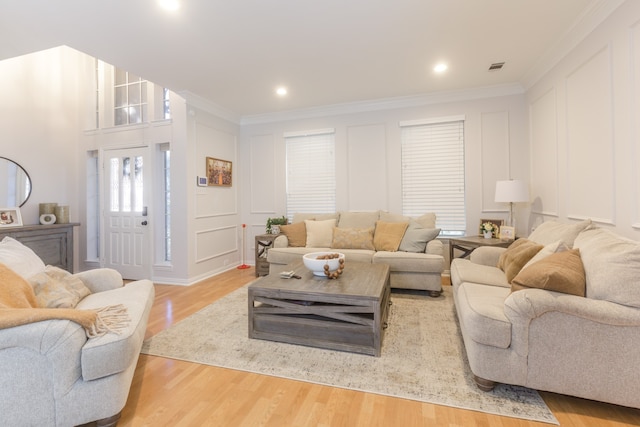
[197,176,208,187]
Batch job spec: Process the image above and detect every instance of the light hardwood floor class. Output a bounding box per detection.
[118,267,640,427]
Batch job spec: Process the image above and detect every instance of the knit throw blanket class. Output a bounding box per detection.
[0,263,130,338]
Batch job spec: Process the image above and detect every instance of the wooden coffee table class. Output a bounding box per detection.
[248,260,391,356]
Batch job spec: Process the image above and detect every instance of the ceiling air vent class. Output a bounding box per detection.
[488,62,505,71]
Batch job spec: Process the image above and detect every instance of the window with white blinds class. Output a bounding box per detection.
[285,129,336,221]
[400,117,466,236]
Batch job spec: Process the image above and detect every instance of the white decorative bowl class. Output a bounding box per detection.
[303,252,345,277]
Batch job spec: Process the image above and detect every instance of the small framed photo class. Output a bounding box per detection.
[500,225,515,240]
[206,157,232,187]
[0,208,22,227]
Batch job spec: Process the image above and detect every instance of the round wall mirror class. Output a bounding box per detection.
[0,157,32,207]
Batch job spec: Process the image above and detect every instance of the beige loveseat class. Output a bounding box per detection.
[0,237,155,426]
[267,211,445,296]
[451,220,640,409]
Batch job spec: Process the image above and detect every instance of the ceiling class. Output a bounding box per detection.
[0,0,621,120]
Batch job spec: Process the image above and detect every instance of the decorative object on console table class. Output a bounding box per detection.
[449,235,512,262]
[54,205,69,224]
[0,208,22,228]
[266,216,288,234]
[39,202,57,215]
[494,179,529,228]
[39,214,56,225]
[254,233,281,277]
[479,219,503,238]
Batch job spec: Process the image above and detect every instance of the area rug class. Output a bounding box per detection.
[141,286,558,425]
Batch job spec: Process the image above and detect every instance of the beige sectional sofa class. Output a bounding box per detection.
[267,211,445,296]
[451,220,640,409]
[0,236,155,426]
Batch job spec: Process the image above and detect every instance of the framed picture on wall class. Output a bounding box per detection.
[0,208,22,227]
[206,157,232,187]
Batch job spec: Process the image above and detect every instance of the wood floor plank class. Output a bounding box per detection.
[114,267,640,427]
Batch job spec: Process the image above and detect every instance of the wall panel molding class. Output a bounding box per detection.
[195,225,238,263]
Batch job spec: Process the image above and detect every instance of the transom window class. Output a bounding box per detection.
[114,68,147,126]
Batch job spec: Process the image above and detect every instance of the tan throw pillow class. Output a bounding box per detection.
[497,238,544,283]
[28,265,91,308]
[511,249,586,296]
[279,222,306,247]
[305,219,336,247]
[373,221,409,252]
[331,227,375,250]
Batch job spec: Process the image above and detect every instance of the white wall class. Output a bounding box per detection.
[240,94,529,263]
[527,0,640,240]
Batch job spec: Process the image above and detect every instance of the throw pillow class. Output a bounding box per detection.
[521,240,569,271]
[398,221,441,253]
[511,249,586,296]
[331,227,375,250]
[0,236,46,279]
[279,222,307,247]
[305,219,336,247]
[497,238,544,283]
[373,221,409,252]
[28,265,92,308]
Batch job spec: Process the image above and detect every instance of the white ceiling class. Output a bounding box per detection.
[0,0,622,119]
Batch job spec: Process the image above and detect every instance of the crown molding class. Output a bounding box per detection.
[521,0,626,90]
[240,83,525,126]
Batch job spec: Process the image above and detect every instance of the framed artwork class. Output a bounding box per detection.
[500,225,515,240]
[479,218,504,238]
[0,208,22,227]
[206,157,232,187]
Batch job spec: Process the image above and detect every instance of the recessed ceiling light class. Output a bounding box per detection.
[159,0,180,12]
[433,63,448,73]
[276,87,288,96]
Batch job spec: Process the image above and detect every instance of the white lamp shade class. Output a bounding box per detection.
[494,180,529,203]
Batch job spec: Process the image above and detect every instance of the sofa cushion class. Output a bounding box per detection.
[305,219,336,247]
[373,221,408,251]
[331,227,375,250]
[497,239,544,283]
[527,219,592,247]
[521,240,569,271]
[337,211,380,229]
[0,237,46,280]
[399,221,440,253]
[293,212,339,223]
[574,227,640,308]
[280,222,306,247]
[373,251,443,273]
[456,282,512,348]
[77,279,154,381]
[511,249,586,296]
[379,212,410,223]
[268,247,375,265]
[28,265,91,308]
[414,212,437,229]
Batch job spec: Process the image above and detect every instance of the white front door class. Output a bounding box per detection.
[103,147,150,280]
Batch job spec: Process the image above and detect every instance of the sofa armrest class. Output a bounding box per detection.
[273,235,289,248]
[72,268,124,293]
[426,239,444,256]
[469,246,505,266]
[504,288,640,356]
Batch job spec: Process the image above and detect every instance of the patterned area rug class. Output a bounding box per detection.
[142,285,558,424]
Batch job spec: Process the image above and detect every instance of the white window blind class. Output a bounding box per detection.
[285,130,336,221]
[400,118,466,235]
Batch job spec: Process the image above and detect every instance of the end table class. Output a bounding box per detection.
[254,233,281,277]
[449,235,513,261]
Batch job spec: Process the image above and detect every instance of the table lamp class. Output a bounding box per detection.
[494,179,529,228]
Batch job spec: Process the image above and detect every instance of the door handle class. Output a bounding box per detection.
[141,220,148,226]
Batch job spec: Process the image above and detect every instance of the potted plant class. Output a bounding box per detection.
[266,216,288,234]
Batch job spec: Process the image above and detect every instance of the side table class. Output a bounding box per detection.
[255,233,281,277]
[449,235,513,261]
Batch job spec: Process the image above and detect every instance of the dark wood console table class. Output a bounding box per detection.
[0,223,79,272]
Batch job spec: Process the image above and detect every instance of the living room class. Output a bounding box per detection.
[2,1,640,425]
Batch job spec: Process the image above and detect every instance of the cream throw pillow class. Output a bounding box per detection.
[521,240,569,271]
[280,222,307,247]
[0,236,46,279]
[511,249,586,296]
[305,219,336,247]
[331,227,375,250]
[373,221,409,252]
[497,238,544,283]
